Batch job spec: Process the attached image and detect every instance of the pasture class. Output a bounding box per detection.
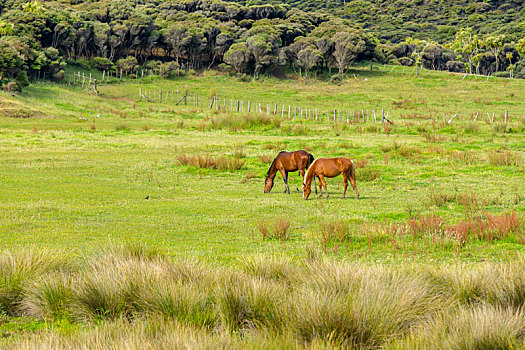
[0,66,524,347]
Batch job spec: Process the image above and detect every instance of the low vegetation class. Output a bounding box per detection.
[3,246,525,348]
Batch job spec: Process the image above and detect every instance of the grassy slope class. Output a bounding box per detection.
[0,65,524,263]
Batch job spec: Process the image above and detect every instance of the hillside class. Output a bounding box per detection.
[343,0,525,43]
[225,0,525,43]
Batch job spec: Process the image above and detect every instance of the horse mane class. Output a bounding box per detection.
[305,152,314,169]
[266,151,283,177]
[304,159,318,183]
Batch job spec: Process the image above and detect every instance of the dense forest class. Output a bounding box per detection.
[1,0,525,91]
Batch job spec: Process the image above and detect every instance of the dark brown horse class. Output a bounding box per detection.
[264,150,316,194]
[302,157,359,200]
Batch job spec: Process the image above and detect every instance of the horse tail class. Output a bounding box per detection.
[350,159,356,182]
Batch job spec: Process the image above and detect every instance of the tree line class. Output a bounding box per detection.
[1,0,525,91]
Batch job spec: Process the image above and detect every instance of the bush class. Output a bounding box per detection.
[398,56,414,66]
[446,60,465,73]
[2,81,21,93]
[89,57,114,71]
[493,71,510,78]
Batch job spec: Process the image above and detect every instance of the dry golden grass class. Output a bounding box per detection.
[4,246,525,348]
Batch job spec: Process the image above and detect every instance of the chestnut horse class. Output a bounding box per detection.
[302,157,359,200]
[264,150,316,194]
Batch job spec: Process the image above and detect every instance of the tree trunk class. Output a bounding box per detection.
[304,69,308,85]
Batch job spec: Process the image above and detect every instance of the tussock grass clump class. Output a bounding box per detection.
[135,281,215,327]
[100,242,167,261]
[217,275,285,332]
[257,218,291,241]
[240,255,294,284]
[487,150,523,167]
[407,214,446,237]
[428,191,455,207]
[205,113,279,131]
[353,158,369,168]
[21,272,73,321]
[292,265,447,348]
[12,317,238,350]
[450,150,477,164]
[114,124,130,132]
[257,154,274,163]
[7,248,525,348]
[240,171,256,183]
[358,167,380,182]
[319,220,352,246]
[421,132,447,143]
[399,305,525,349]
[0,248,71,316]
[177,154,245,171]
[71,262,140,321]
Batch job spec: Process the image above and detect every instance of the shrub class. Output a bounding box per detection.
[89,57,114,71]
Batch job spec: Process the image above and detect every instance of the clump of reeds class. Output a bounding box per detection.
[177,154,245,171]
[257,218,291,241]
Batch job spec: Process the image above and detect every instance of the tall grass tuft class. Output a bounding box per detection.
[135,281,216,327]
[319,220,351,247]
[487,150,523,167]
[177,154,245,171]
[217,275,285,332]
[257,218,291,241]
[21,272,72,321]
[405,305,525,349]
[0,248,70,315]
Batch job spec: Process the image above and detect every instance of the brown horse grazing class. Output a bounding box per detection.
[264,150,316,194]
[302,157,359,200]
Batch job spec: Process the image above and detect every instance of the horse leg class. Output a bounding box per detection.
[282,170,290,194]
[319,175,328,199]
[313,176,318,194]
[350,173,359,199]
[341,173,348,199]
[317,176,323,197]
[299,169,305,192]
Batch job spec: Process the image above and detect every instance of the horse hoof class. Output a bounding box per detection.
[340,196,345,199]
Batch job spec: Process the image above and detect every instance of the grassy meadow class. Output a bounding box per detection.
[0,65,524,347]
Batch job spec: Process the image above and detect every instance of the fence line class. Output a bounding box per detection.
[135,88,519,125]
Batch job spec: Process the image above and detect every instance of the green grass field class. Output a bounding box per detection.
[0,66,524,347]
[1,66,524,262]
